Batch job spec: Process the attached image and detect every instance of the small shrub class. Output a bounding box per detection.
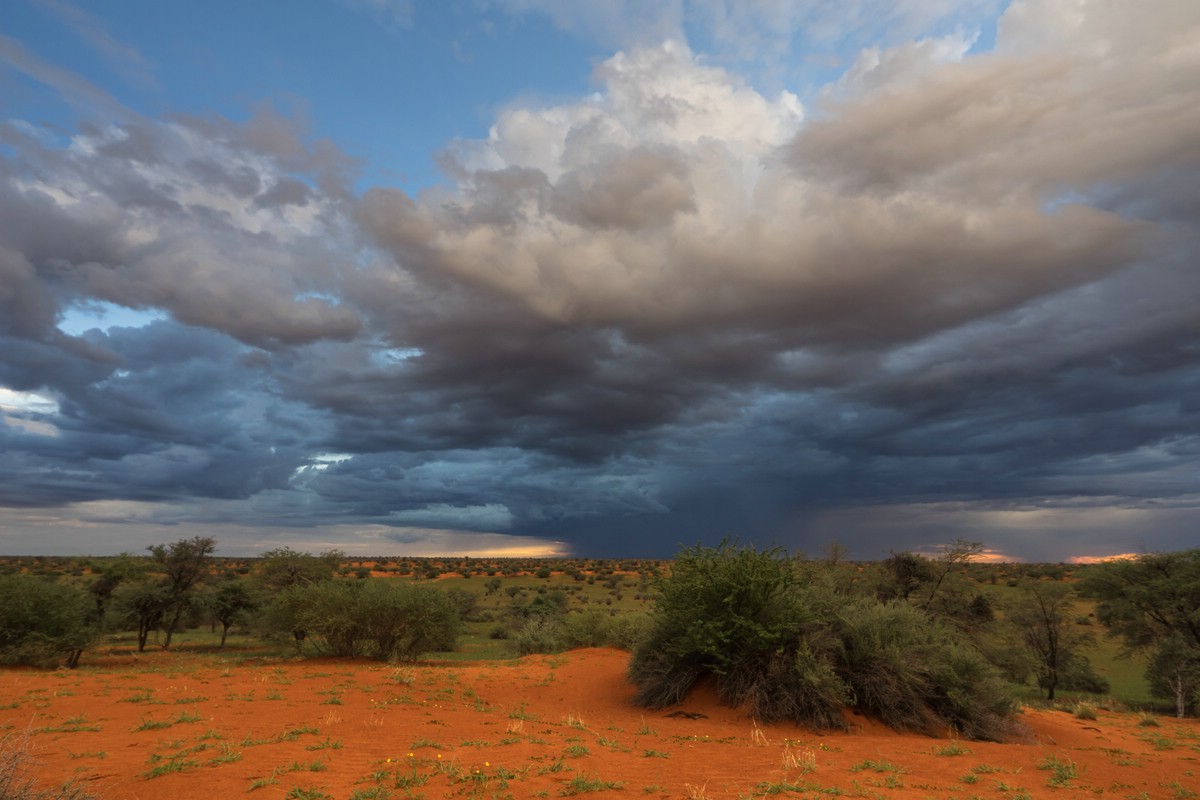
[512,617,566,655]
[1,731,101,799]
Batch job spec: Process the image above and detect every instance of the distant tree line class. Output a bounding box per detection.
[0,538,460,667]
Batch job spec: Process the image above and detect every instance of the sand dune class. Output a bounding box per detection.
[3,647,1197,799]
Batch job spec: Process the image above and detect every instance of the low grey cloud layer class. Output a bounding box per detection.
[1,0,1198,560]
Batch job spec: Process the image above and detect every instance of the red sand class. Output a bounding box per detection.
[4,647,1198,799]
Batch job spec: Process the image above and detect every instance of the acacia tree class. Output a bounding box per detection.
[1004,580,1103,700]
[149,536,217,648]
[112,581,169,651]
[1146,634,1200,718]
[876,540,993,631]
[110,536,218,651]
[87,553,148,624]
[262,580,460,660]
[207,580,257,648]
[256,547,344,592]
[254,547,343,648]
[1079,549,1200,716]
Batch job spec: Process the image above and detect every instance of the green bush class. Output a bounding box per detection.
[837,599,1018,740]
[510,609,654,655]
[263,580,460,661]
[628,542,1020,740]
[0,575,97,668]
[512,617,565,655]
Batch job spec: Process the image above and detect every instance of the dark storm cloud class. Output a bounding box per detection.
[0,321,318,508]
[2,1,1199,559]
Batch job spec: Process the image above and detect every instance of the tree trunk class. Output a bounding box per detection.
[163,608,184,649]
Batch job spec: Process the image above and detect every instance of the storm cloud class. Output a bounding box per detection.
[1,0,1198,560]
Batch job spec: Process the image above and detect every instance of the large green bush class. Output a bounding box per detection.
[0,574,97,668]
[628,542,1019,740]
[263,579,460,661]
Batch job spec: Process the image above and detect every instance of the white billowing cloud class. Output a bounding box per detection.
[451,40,801,180]
[364,5,1198,349]
[366,40,805,325]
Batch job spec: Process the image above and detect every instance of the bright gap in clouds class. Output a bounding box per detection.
[58,301,166,336]
[0,387,60,437]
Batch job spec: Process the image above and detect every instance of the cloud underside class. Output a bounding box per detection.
[1,1,1198,558]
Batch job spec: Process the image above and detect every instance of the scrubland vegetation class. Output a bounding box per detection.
[2,537,1199,729]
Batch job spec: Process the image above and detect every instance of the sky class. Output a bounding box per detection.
[1,0,1197,561]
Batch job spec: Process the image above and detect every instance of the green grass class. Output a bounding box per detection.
[205,744,243,765]
[849,759,906,774]
[1037,754,1079,787]
[143,752,200,778]
[349,788,393,800]
[118,689,159,704]
[132,718,173,732]
[34,715,100,734]
[284,787,332,800]
[409,738,444,750]
[559,773,624,795]
[304,736,343,751]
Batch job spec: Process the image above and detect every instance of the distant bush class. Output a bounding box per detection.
[628,541,1020,740]
[0,575,97,668]
[511,609,653,655]
[263,580,460,661]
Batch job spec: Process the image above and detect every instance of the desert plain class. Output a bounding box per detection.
[3,645,1199,800]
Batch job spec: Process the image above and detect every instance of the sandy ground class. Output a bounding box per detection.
[3,647,1198,799]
